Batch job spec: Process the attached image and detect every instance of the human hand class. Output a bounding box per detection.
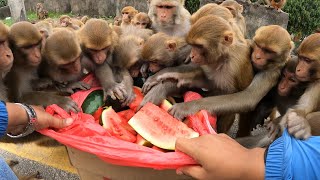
[175,134,265,180]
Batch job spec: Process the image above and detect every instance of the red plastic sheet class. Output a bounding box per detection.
[39,74,216,170]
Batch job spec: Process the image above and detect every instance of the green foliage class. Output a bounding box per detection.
[0,0,7,8]
[185,0,200,14]
[284,0,320,38]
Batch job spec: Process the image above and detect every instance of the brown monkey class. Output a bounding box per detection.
[131,12,152,29]
[148,0,191,37]
[266,0,287,10]
[190,3,246,43]
[113,16,122,26]
[121,6,138,27]
[280,33,320,139]
[59,15,80,30]
[36,3,48,20]
[81,15,89,24]
[151,24,292,136]
[34,21,53,38]
[0,22,13,101]
[141,16,254,134]
[77,19,134,105]
[221,0,246,37]
[71,18,84,28]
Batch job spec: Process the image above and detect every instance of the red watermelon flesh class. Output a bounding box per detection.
[128,103,199,150]
[128,86,144,112]
[117,109,135,122]
[101,107,137,142]
[184,91,217,134]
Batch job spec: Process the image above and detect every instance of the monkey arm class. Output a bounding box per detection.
[95,63,117,90]
[169,70,280,120]
[118,68,135,106]
[291,82,320,114]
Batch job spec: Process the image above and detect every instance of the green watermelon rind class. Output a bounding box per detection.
[128,103,199,150]
[81,90,104,115]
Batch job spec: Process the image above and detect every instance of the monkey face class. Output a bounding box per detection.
[59,56,81,74]
[156,3,177,24]
[133,20,149,29]
[0,40,13,73]
[60,18,70,27]
[148,62,164,73]
[295,56,317,82]
[87,48,108,65]
[20,42,42,67]
[277,70,299,96]
[251,42,277,70]
[122,12,130,23]
[190,45,207,65]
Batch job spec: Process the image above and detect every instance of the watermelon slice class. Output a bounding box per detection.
[93,107,103,122]
[159,99,173,112]
[101,107,137,142]
[128,103,199,150]
[128,86,144,111]
[81,90,104,114]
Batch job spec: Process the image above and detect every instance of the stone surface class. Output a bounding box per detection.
[0,6,11,19]
[200,0,289,38]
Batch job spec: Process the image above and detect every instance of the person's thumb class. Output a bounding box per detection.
[176,165,206,179]
[48,117,74,129]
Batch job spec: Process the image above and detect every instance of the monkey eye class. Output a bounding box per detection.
[137,22,141,25]
[141,23,146,25]
[289,77,297,83]
[122,12,129,15]
[299,56,313,64]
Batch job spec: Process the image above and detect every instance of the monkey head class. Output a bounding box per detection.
[0,22,13,75]
[77,19,119,65]
[251,25,293,71]
[220,0,243,18]
[131,12,152,29]
[141,32,182,73]
[36,3,43,10]
[295,33,320,82]
[113,16,122,26]
[42,29,82,82]
[277,56,300,96]
[9,21,43,67]
[149,0,186,26]
[81,16,89,24]
[121,6,138,24]
[187,15,234,66]
[34,21,53,39]
[190,3,233,25]
[59,15,72,27]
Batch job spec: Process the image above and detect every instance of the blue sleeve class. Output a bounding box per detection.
[0,101,8,137]
[265,130,320,180]
[0,157,18,180]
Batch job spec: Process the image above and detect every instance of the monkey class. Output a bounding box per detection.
[0,22,13,101]
[279,33,320,140]
[77,19,135,105]
[220,0,247,37]
[147,24,293,136]
[266,0,287,11]
[81,15,89,24]
[59,15,80,30]
[120,6,138,28]
[190,3,246,43]
[148,0,191,37]
[131,12,152,29]
[34,21,53,39]
[113,16,122,26]
[6,159,43,180]
[36,3,48,20]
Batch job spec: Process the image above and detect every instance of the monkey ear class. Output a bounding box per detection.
[166,40,177,51]
[222,31,234,46]
[138,39,145,47]
[239,5,244,13]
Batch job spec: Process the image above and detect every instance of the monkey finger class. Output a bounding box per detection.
[114,88,126,101]
[81,82,91,90]
[294,130,311,140]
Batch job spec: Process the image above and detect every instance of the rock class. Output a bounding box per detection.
[0,6,11,19]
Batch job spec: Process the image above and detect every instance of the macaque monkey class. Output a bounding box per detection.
[0,22,13,101]
[113,16,122,26]
[36,3,48,20]
[81,15,89,24]
[221,0,246,36]
[121,6,138,27]
[266,0,287,10]
[131,12,152,29]
[280,33,320,139]
[59,15,80,30]
[148,0,191,37]
[71,18,84,28]
[77,19,134,105]
[34,21,53,38]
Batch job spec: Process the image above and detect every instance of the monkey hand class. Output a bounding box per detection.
[142,75,161,94]
[286,111,312,140]
[56,96,81,113]
[32,78,54,90]
[137,90,167,111]
[267,120,280,141]
[104,83,127,102]
[59,81,91,94]
[169,102,200,120]
[140,63,149,78]
[121,89,136,107]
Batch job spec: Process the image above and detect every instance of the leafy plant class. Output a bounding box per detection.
[185,0,200,14]
[0,0,7,8]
